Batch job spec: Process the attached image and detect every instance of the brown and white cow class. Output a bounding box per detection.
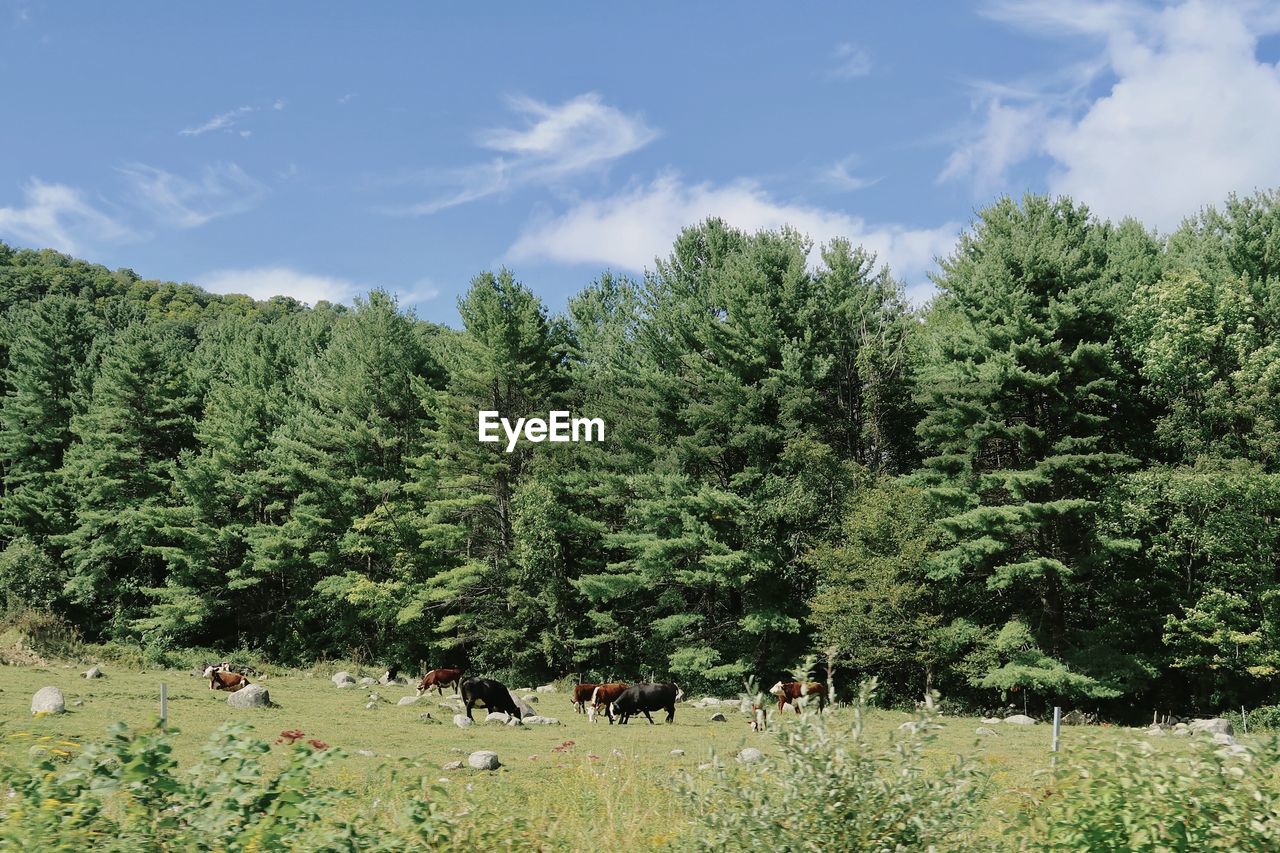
[587,682,629,723]
[769,680,827,714]
[207,667,250,692]
[749,702,768,732]
[571,683,598,715]
[416,667,465,696]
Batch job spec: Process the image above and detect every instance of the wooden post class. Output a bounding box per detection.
[160,682,168,731]
[1243,705,1249,734]
[1051,706,1061,753]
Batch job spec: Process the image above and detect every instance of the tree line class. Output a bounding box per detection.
[2,191,1279,717]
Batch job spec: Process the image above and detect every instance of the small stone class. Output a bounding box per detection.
[980,716,1002,724]
[670,749,685,756]
[442,760,463,770]
[81,666,103,679]
[398,696,418,706]
[737,748,764,763]
[453,714,473,729]
[1146,727,1166,737]
[976,726,999,736]
[506,717,524,727]
[536,684,558,693]
[331,671,356,687]
[337,682,357,690]
[364,701,378,710]
[357,749,376,757]
[709,712,727,722]
[1213,732,1237,746]
[449,747,463,754]
[359,677,377,686]
[468,750,500,770]
[485,711,511,725]
[522,694,538,703]
[1003,714,1038,725]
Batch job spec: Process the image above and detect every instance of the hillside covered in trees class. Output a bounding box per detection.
[3,191,1280,718]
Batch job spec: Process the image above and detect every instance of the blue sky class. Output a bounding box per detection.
[3,1,1280,324]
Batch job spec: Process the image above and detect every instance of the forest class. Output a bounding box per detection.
[2,191,1279,720]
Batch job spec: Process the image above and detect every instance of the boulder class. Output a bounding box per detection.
[31,686,65,715]
[453,714,473,729]
[1213,732,1237,746]
[709,712,727,722]
[397,696,418,706]
[980,717,1002,724]
[506,717,523,727]
[364,701,378,710]
[536,684,558,693]
[439,702,462,712]
[1172,723,1191,736]
[1190,718,1233,736]
[1145,727,1165,737]
[228,684,270,708]
[737,747,764,764]
[1003,714,1038,725]
[359,677,377,686]
[521,694,539,703]
[509,691,537,718]
[442,760,463,771]
[485,711,512,725]
[670,749,685,756]
[468,750,501,770]
[81,666,103,679]
[332,672,356,687]
[337,682,357,690]
[976,727,999,736]
[523,715,560,725]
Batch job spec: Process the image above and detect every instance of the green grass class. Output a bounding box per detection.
[0,662,1225,849]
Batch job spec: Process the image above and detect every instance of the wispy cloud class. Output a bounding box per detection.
[387,92,658,215]
[829,43,873,79]
[199,266,359,305]
[179,105,254,137]
[119,162,267,228]
[0,180,133,255]
[945,0,1280,229]
[337,93,356,105]
[507,172,956,300]
[823,154,881,192]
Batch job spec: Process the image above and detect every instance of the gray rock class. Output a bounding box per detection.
[1003,714,1038,725]
[506,717,524,727]
[898,721,920,732]
[227,684,270,708]
[737,747,764,764]
[453,714,473,728]
[1190,718,1233,736]
[697,762,716,771]
[332,671,356,687]
[1145,726,1166,737]
[709,712,727,722]
[485,711,511,724]
[980,716,1002,724]
[337,682,357,690]
[1218,743,1251,760]
[1213,732,1237,746]
[536,684,558,693]
[398,696,418,706]
[468,750,500,770]
[417,713,441,724]
[71,698,84,707]
[442,760,463,770]
[449,747,463,754]
[364,701,378,710]
[81,666,103,679]
[439,702,462,712]
[356,749,376,757]
[359,677,377,686]
[509,691,537,718]
[367,692,382,702]
[976,726,1000,736]
[523,715,560,725]
[521,694,539,703]
[31,686,65,715]
[670,749,685,756]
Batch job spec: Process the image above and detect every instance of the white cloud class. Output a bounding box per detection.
[507,173,957,299]
[120,162,266,228]
[199,266,358,305]
[391,93,658,214]
[179,106,254,137]
[947,0,1280,229]
[824,154,881,192]
[394,278,441,305]
[0,179,132,254]
[830,43,873,79]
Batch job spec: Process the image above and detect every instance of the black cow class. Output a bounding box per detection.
[460,677,523,720]
[611,682,681,725]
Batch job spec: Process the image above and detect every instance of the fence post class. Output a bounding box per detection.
[1052,706,1061,753]
[160,682,168,731]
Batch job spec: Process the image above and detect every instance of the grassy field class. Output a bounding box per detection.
[0,660,1240,849]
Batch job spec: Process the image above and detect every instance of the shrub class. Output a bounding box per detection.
[1233,704,1280,732]
[1016,734,1280,850]
[681,679,986,851]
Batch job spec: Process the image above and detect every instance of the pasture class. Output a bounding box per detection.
[0,660,1234,850]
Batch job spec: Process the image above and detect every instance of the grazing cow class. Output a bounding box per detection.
[612,682,680,725]
[587,683,629,723]
[750,702,768,732]
[571,682,598,715]
[769,680,827,714]
[460,677,523,720]
[207,668,250,692]
[416,667,465,696]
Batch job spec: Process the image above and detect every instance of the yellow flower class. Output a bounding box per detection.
[50,749,70,757]
[57,741,79,748]
[41,798,61,810]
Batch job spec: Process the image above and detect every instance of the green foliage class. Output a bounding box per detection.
[682,680,986,851]
[1017,735,1280,850]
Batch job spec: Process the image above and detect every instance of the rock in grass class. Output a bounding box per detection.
[332,672,356,687]
[337,682,357,690]
[31,686,65,715]
[398,696,418,706]
[81,666,103,679]
[737,747,764,764]
[709,712,727,722]
[1003,714,1038,725]
[453,714,472,729]
[227,684,270,708]
[976,726,999,736]
[536,684,558,693]
[468,750,500,770]
[359,677,377,686]
[1190,718,1233,736]
[509,691,537,718]
[442,760,463,771]
[670,749,685,756]
[485,711,511,725]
